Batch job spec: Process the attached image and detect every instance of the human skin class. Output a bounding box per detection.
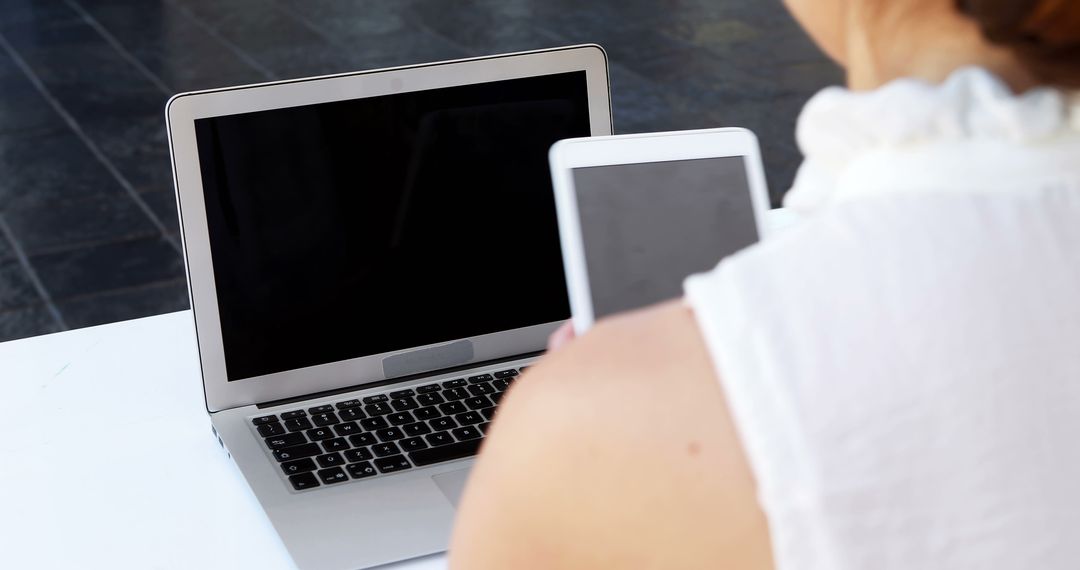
[450,301,773,569]
[448,2,1037,568]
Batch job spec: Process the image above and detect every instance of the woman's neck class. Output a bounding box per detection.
[842,4,1038,92]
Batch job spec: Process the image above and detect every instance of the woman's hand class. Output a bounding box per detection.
[546,320,576,352]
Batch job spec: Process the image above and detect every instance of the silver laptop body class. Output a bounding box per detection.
[165,45,612,570]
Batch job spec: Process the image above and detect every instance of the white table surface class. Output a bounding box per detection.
[0,310,447,570]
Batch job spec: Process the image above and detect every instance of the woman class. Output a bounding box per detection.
[451,0,1080,568]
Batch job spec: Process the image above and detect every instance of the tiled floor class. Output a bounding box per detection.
[0,0,842,342]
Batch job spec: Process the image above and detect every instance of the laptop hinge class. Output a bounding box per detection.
[255,350,544,409]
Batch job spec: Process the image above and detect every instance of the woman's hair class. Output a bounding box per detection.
[956,0,1080,86]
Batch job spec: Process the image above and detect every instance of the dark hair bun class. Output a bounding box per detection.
[958,0,1080,51]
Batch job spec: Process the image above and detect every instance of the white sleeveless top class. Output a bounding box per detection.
[685,68,1080,569]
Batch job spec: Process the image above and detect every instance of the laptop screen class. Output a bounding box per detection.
[194,71,589,381]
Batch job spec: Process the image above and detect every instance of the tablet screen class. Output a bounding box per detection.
[572,156,759,319]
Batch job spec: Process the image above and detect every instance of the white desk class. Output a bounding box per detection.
[0,311,446,570]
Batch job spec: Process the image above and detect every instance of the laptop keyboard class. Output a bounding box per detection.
[250,367,523,491]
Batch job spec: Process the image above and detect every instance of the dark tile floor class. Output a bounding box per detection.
[0,0,842,342]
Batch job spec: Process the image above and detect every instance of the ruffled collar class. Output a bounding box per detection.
[784,67,1080,214]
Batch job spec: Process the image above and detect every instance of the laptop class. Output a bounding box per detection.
[165,45,612,570]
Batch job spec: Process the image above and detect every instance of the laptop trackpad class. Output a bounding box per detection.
[432,468,472,509]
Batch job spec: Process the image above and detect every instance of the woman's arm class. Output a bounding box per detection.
[449,300,774,570]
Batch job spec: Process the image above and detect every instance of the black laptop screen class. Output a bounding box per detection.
[193,71,589,381]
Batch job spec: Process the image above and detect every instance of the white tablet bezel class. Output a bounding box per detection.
[166,45,612,413]
[548,127,771,334]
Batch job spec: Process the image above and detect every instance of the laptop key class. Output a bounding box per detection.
[280,410,307,420]
[389,389,415,399]
[347,461,378,479]
[374,455,412,473]
[372,442,401,457]
[289,472,320,490]
[323,438,349,452]
[316,452,345,468]
[360,417,389,431]
[416,392,445,406]
[281,457,317,476]
[416,384,441,394]
[387,412,414,426]
[265,432,306,450]
[492,379,508,392]
[307,427,335,441]
[455,411,484,425]
[309,405,335,414]
[494,369,519,379]
[363,395,388,404]
[403,422,432,436]
[339,407,365,421]
[424,432,454,447]
[376,427,404,442]
[285,417,313,432]
[468,374,493,384]
[410,439,482,466]
[414,406,442,420]
[481,407,497,421]
[252,415,278,425]
[344,448,373,462]
[430,417,457,431]
[312,412,340,426]
[443,387,469,401]
[336,399,362,410]
[257,422,285,437]
[348,433,377,447]
[490,392,504,405]
[452,426,482,442]
[439,401,466,415]
[478,422,491,434]
[364,402,393,416]
[468,383,494,396]
[273,443,322,462]
[400,437,428,452]
[318,467,348,485]
[442,378,466,389]
[464,396,492,410]
[334,421,361,436]
[391,397,419,411]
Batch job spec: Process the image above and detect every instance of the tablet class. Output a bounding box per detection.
[549,127,770,334]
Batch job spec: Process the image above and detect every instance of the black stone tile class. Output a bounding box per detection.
[0,0,82,35]
[263,0,465,74]
[538,17,693,66]
[56,278,189,329]
[31,236,184,300]
[75,0,268,92]
[0,129,124,210]
[0,258,41,311]
[407,0,562,55]
[608,65,699,134]
[276,0,417,38]
[141,190,181,235]
[628,47,788,104]
[80,112,173,194]
[3,13,166,116]
[3,194,159,256]
[0,49,66,136]
[177,0,355,78]
[0,231,13,261]
[0,303,63,342]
